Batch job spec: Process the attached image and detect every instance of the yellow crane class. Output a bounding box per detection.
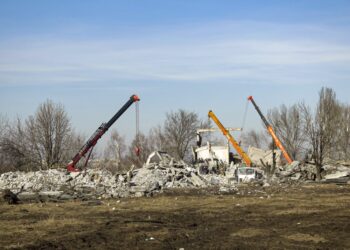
[208,110,252,167]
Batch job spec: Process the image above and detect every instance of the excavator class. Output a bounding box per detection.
[247,96,293,164]
[66,94,140,172]
[208,110,252,167]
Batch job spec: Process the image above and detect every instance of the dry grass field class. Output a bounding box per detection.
[1,183,349,249]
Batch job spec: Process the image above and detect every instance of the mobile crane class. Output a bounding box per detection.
[66,94,140,172]
[247,96,293,164]
[208,110,252,167]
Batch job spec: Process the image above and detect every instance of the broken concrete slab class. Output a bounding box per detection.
[291,173,302,181]
[324,171,350,180]
[247,146,282,167]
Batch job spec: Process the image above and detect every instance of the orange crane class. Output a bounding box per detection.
[208,110,252,167]
[247,96,293,164]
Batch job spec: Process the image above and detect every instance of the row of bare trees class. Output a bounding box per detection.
[245,87,349,180]
[0,103,208,173]
[1,87,349,178]
[101,109,210,172]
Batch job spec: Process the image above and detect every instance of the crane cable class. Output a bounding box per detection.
[238,99,250,144]
[135,101,141,156]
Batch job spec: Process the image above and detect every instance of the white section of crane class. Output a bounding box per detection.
[197,127,242,134]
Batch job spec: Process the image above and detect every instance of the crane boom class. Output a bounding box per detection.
[247,96,293,164]
[208,110,252,167]
[67,94,140,172]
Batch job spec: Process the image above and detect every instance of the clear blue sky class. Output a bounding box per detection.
[1,0,350,145]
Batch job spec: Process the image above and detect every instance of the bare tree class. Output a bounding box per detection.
[126,132,155,167]
[195,118,218,146]
[63,130,86,165]
[336,104,350,161]
[25,100,71,169]
[163,109,201,160]
[0,100,75,171]
[148,125,166,152]
[267,104,306,160]
[0,118,31,171]
[241,129,269,149]
[103,129,126,166]
[147,110,211,161]
[0,115,4,167]
[0,114,7,137]
[300,87,341,180]
[0,114,15,172]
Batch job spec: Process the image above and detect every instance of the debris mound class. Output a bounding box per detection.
[1,151,348,202]
[0,152,236,201]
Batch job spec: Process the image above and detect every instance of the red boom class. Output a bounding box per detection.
[67,95,140,172]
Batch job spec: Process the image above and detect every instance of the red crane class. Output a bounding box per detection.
[67,95,140,172]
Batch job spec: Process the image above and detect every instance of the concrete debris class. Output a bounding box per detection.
[324,171,350,180]
[262,182,270,187]
[247,146,282,167]
[275,161,350,183]
[323,170,350,183]
[1,150,349,202]
[0,152,238,201]
[285,161,301,172]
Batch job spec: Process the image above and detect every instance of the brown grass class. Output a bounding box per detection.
[0,183,349,249]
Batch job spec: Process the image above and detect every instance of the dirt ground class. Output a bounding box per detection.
[0,183,349,250]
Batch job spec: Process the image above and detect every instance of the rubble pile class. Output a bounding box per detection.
[246,147,350,183]
[275,161,350,183]
[0,152,237,201]
[1,151,349,202]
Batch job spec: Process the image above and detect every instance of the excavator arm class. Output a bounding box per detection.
[247,96,293,164]
[67,94,140,172]
[208,110,252,167]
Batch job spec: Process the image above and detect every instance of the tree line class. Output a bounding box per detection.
[0,87,349,179]
[242,87,350,180]
[0,103,209,173]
